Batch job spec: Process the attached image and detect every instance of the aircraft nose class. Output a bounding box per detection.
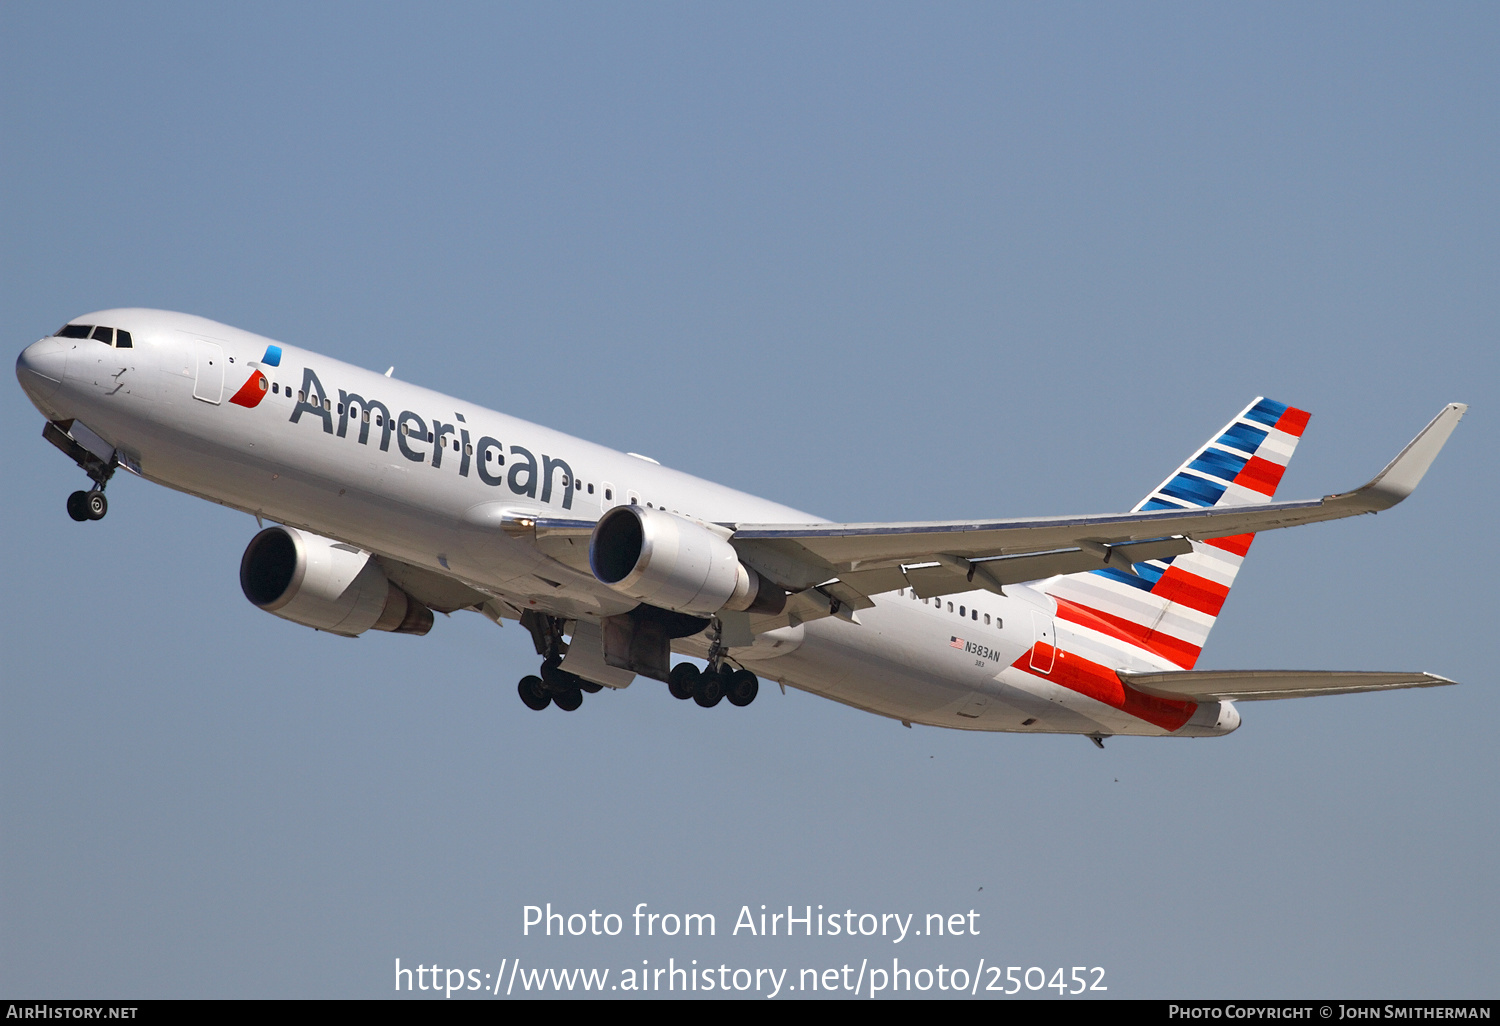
[16,337,67,401]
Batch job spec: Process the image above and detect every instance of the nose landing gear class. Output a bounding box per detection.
[66,489,108,522]
[42,420,117,523]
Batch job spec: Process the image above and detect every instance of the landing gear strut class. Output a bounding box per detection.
[514,611,599,712]
[43,421,117,523]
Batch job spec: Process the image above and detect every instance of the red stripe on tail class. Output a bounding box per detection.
[1205,533,1254,557]
[1151,566,1231,618]
[1276,407,1312,437]
[1052,597,1203,669]
[1233,455,1287,496]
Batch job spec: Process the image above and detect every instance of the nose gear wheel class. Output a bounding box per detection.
[66,489,107,521]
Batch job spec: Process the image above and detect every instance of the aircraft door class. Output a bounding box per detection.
[193,340,225,404]
[1029,610,1056,674]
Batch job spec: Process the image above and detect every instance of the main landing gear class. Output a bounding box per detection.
[517,654,602,713]
[510,609,760,713]
[667,662,760,708]
[515,610,602,713]
[665,614,759,709]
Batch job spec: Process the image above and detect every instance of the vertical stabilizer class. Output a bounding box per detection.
[1042,398,1311,669]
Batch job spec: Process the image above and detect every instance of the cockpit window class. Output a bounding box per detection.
[56,323,133,348]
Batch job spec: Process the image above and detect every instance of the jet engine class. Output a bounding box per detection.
[239,526,433,636]
[589,505,784,617]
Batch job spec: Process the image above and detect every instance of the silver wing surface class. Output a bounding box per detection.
[724,404,1465,620]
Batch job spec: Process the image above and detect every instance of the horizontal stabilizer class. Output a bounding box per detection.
[1119,669,1456,702]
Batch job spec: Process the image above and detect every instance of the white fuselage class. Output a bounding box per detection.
[17,309,1235,738]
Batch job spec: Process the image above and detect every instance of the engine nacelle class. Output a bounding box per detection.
[589,505,784,617]
[239,526,433,637]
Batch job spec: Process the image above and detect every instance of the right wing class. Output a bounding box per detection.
[728,404,1467,610]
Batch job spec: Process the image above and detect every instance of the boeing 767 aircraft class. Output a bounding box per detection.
[15,310,1465,743]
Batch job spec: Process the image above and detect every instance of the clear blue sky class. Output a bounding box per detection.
[2,2,1495,998]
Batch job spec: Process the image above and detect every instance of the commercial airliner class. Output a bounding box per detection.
[15,310,1465,742]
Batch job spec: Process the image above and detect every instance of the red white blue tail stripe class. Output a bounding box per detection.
[1042,397,1311,672]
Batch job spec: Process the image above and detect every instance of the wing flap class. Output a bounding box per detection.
[1119,669,1457,702]
[748,585,857,634]
[375,556,489,614]
[838,565,910,597]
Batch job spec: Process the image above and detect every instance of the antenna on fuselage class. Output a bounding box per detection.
[385,367,394,377]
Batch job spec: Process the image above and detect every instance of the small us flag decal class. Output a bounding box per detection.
[950,636,965,649]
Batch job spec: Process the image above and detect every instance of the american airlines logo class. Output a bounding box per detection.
[283,364,579,510]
